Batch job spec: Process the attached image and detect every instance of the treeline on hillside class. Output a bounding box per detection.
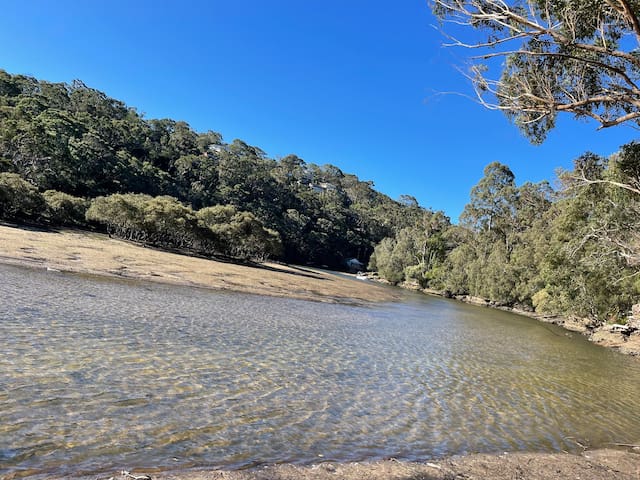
[3,69,638,324]
[370,159,640,324]
[0,70,430,266]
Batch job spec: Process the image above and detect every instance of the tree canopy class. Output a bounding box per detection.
[370,157,639,323]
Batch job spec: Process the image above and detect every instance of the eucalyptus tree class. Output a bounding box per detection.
[216,139,282,223]
[508,180,554,304]
[558,151,640,274]
[196,204,282,260]
[173,153,220,208]
[140,195,198,248]
[368,210,451,287]
[533,154,640,320]
[430,0,640,143]
[0,68,451,269]
[445,162,523,303]
[460,162,517,240]
[86,193,158,242]
[43,190,89,226]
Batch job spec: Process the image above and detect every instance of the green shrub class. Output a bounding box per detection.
[0,173,45,220]
[86,193,197,247]
[43,190,89,226]
[197,205,282,260]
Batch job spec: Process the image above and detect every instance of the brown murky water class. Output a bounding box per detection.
[2,264,640,478]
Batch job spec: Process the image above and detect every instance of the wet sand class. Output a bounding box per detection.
[41,448,640,480]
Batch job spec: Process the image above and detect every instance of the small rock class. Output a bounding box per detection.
[601,323,632,334]
[618,335,640,356]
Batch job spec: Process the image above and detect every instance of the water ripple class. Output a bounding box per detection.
[2,264,640,478]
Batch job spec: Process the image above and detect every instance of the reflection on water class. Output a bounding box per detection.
[1,264,640,478]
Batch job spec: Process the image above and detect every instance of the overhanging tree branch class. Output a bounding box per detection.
[430,0,640,143]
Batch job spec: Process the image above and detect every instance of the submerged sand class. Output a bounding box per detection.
[3,224,639,479]
[0,224,402,304]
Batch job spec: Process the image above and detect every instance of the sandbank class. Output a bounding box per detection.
[0,224,402,304]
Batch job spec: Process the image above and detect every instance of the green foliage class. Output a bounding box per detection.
[369,211,451,287]
[196,205,282,260]
[371,157,640,320]
[369,237,406,284]
[43,190,89,226]
[439,241,474,295]
[460,162,516,238]
[140,195,198,248]
[86,193,152,240]
[531,158,640,320]
[0,172,45,220]
[616,141,640,192]
[3,68,637,320]
[0,69,426,267]
[86,194,197,248]
[431,0,640,143]
[85,196,282,261]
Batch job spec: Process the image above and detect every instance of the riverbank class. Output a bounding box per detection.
[44,448,640,480]
[0,224,402,305]
[453,293,640,357]
[510,304,640,356]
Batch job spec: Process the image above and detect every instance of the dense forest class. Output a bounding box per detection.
[0,69,427,267]
[371,158,640,323]
[1,69,639,326]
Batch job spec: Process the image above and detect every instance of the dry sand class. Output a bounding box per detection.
[0,224,402,304]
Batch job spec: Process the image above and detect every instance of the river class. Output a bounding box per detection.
[1,263,640,478]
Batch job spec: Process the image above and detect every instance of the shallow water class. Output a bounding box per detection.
[1,263,640,478]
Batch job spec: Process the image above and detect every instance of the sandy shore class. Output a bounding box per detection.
[0,224,402,304]
[41,448,640,480]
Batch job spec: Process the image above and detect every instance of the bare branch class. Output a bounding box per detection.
[570,172,640,195]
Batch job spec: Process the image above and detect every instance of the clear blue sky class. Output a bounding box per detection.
[2,1,638,221]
